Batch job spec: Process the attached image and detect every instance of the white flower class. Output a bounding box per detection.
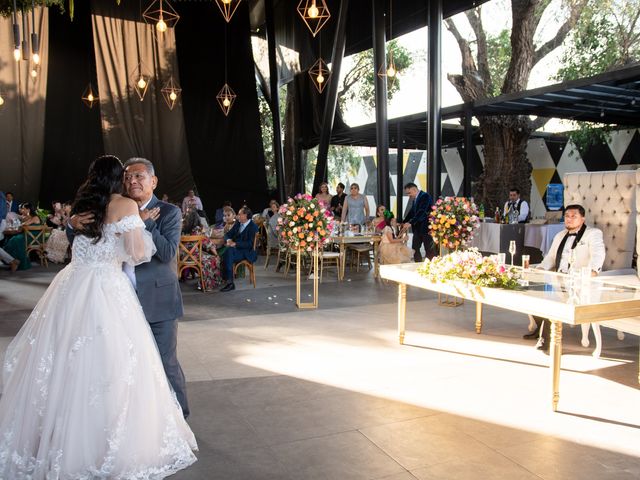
[286,211,292,216]
[289,221,295,227]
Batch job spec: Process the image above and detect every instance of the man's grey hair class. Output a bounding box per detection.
[124,157,155,176]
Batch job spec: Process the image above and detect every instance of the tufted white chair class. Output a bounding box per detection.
[564,171,640,371]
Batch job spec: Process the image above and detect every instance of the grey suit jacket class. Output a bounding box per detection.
[66,194,183,323]
[136,195,184,323]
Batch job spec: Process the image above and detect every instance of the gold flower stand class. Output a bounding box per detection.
[437,245,464,307]
[296,244,319,309]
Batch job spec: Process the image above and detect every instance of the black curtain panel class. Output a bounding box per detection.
[175,1,268,213]
[40,1,104,205]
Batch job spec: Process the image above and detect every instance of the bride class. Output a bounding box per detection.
[0,156,197,478]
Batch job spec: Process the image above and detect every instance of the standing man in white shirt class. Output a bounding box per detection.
[181,189,203,214]
[503,187,530,223]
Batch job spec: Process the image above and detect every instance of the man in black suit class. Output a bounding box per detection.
[220,206,258,292]
[402,182,434,262]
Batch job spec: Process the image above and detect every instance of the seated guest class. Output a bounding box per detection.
[0,247,20,272]
[525,204,605,351]
[315,182,332,207]
[181,210,223,291]
[330,182,346,219]
[379,211,413,265]
[5,192,19,215]
[181,189,203,214]
[46,201,64,228]
[503,187,529,223]
[161,193,170,203]
[4,203,42,270]
[211,206,237,249]
[215,200,233,225]
[45,201,71,264]
[266,201,280,245]
[220,207,258,292]
[261,199,279,219]
[371,205,387,231]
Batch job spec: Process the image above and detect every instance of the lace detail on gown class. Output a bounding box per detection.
[0,214,197,479]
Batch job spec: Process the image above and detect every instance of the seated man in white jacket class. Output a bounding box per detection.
[524,204,606,351]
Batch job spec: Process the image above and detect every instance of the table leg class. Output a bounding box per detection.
[339,243,346,281]
[550,320,563,412]
[398,283,407,344]
[475,302,483,334]
[373,241,379,279]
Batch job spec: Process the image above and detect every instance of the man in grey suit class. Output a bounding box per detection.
[69,157,189,418]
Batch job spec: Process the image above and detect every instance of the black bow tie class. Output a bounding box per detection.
[567,232,577,237]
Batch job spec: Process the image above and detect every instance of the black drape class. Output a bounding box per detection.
[40,1,103,204]
[175,1,268,213]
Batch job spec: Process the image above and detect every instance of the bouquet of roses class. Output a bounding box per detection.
[277,193,334,252]
[428,196,479,250]
[417,248,520,289]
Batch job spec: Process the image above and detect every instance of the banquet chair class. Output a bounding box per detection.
[347,243,372,272]
[264,223,280,269]
[233,234,258,288]
[319,243,342,282]
[177,235,205,292]
[24,225,49,267]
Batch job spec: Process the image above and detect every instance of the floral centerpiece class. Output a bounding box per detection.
[277,193,334,251]
[429,197,479,250]
[417,248,520,289]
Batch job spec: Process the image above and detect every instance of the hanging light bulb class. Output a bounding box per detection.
[297,0,330,37]
[156,17,167,33]
[308,0,319,18]
[309,57,331,93]
[216,83,236,116]
[13,48,21,62]
[214,0,242,22]
[30,67,38,78]
[87,92,94,102]
[161,75,181,110]
[223,98,230,107]
[317,73,324,84]
[386,64,396,77]
[33,52,40,65]
[169,90,177,101]
[0,95,5,106]
[82,83,99,108]
[137,76,147,90]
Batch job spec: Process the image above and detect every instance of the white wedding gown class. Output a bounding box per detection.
[0,215,197,479]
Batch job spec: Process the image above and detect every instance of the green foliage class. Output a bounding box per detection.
[303,145,362,193]
[567,122,614,156]
[0,0,66,18]
[257,85,287,191]
[338,40,414,111]
[486,29,511,97]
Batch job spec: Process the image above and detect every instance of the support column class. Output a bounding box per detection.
[396,122,404,219]
[463,110,473,197]
[312,0,350,195]
[372,0,390,208]
[427,0,442,198]
[265,0,286,202]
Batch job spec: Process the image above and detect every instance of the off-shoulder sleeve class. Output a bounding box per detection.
[116,215,157,266]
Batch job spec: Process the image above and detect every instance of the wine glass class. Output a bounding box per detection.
[508,240,516,266]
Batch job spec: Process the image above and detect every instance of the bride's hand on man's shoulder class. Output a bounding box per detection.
[69,212,94,231]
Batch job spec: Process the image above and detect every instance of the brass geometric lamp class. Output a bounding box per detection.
[309,57,331,93]
[143,0,180,34]
[161,76,181,110]
[376,0,398,89]
[216,83,236,116]
[130,62,152,101]
[297,0,330,37]
[215,0,242,23]
[81,83,99,109]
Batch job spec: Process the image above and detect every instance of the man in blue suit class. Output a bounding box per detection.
[5,192,19,214]
[402,182,434,262]
[68,157,190,419]
[220,206,258,292]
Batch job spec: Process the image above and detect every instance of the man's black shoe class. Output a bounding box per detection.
[523,331,539,340]
[220,282,235,292]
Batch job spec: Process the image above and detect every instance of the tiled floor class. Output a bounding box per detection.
[1,259,639,479]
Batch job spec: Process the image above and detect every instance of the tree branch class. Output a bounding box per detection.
[465,7,492,92]
[527,116,550,131]
[445,18,487,101]
[532,0,588,67]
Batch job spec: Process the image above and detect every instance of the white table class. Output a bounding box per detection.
[380,263,640,411]
[524,223,565,255]
[469,222,525,263]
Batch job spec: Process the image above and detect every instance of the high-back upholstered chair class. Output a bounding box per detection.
[564,171,640,370]
[563,170,637,272]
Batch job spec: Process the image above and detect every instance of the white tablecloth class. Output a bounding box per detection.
[524,224,565,255]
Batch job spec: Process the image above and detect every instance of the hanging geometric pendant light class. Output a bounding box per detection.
[130,62,152,101]
[215,0,242,23]
[161,76,181,110]
[377,0,398,89]
[143,0,180,34]
[216,84,236,116]
[309,57,331,93]
[297,0,330,37]
[81,83,99,108]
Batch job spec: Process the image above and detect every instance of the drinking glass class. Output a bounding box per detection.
[508,240,516,266]
[521,254,530,271]
[497,253,506,265]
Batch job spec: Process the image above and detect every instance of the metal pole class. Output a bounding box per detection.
[463,110,473,197]
[396,122,404,219]
[427,0,442,198]
[372,0,390,208]
[312,0,350,195]
[265,0,286,202]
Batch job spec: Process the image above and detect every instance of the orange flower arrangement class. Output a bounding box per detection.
[428,196,479,250]
[277,194,334,251]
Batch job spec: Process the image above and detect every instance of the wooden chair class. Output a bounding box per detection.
[347,243,372,272]
[264,223,281,269]
[319,246,342,282]
[24,225,49,267]
[233,233,258,288]
[177,235,205,291]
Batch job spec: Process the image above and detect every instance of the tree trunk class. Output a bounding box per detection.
[477,115,532,212]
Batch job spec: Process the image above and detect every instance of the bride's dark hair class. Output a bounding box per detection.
[72,155,124,242]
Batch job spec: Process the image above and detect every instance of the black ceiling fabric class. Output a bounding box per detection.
[40,0,104,205]
[175,1,269,214]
